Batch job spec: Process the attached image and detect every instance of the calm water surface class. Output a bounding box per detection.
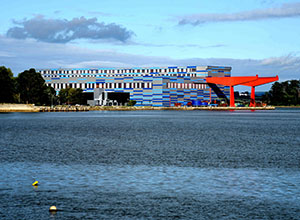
[0,109,300,219]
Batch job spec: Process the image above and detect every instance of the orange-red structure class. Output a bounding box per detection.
[240,75,279,107]
[206,76,258,107]
[205,75,278,107]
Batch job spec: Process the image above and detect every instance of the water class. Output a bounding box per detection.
[0,109,300,219]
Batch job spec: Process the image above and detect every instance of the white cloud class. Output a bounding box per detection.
[55,60,135,69]
[261,53,300,66]
[0,51,15,58]
[127,41,226,49]
[178,2,300,25]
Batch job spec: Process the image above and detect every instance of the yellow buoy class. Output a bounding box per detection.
[49,206,57,212]
[32,181,39,186]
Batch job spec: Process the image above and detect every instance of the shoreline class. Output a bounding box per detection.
[0,103,279,112]
[274,106,300,108]
[89,106,276,111]
[0,104,40,112]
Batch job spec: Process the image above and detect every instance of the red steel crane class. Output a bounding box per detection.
[205,75,278,107]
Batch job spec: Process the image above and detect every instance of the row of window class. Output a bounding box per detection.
[47,82,207,90]
[41,68,197,75]
[47,83,96,89]
[167,83,207,89]
[99,82,152,89]
[43,73,200,78]
[46,83,153,90]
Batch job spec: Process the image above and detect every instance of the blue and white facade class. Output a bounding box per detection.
[39,65,231,107]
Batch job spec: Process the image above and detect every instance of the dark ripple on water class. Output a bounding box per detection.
[0,109,300,219]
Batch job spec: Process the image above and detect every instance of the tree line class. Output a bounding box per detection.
[0,66,85,105]
[262,80,300,106]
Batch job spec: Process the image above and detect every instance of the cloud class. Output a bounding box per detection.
[0,51,15,58]
[61,60,136,69]
[260,53,300,74]
[261,53,300,66]
[6,15,134,43]
[178,2,300,25]
[127,41,226,49]
[0,35,298,91]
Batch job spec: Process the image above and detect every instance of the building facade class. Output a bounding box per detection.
[39,65,231,107]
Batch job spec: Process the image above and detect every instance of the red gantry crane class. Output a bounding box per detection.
[205,75,279,107]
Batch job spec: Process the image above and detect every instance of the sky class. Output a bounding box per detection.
[1,0,300,91]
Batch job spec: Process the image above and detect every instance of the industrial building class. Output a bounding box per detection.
[39,65,231,107]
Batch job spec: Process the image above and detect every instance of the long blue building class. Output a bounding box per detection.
[39,65,231,107]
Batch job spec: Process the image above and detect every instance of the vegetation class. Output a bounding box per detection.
[0,66,16,103]
[127,100,136,106]
[263,80,300,106]
[59,87,84,105]
[17,68,56,105]
[0,66,85,106]
[0,66,59,105]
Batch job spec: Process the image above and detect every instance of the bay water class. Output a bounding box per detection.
[0,109,300,219]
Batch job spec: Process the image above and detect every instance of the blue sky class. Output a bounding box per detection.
[1,0,300,90]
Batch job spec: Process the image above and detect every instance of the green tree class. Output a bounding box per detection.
[268,82,284,105]
[285,80,300,105]
[42,86,57,106]
[266,80,300,106]
[17,68,55,105]
[59,87,84,105]
[0,66,16,103]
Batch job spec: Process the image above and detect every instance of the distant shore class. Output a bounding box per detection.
[0,103,281,112]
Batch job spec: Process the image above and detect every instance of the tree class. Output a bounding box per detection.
[59,87,84,105]
[266,80,300,106]
[17,68,55,105]
[0,66,16,103]
[285,80,300,105]
[268,82,284,105]
[42,86,57,106]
